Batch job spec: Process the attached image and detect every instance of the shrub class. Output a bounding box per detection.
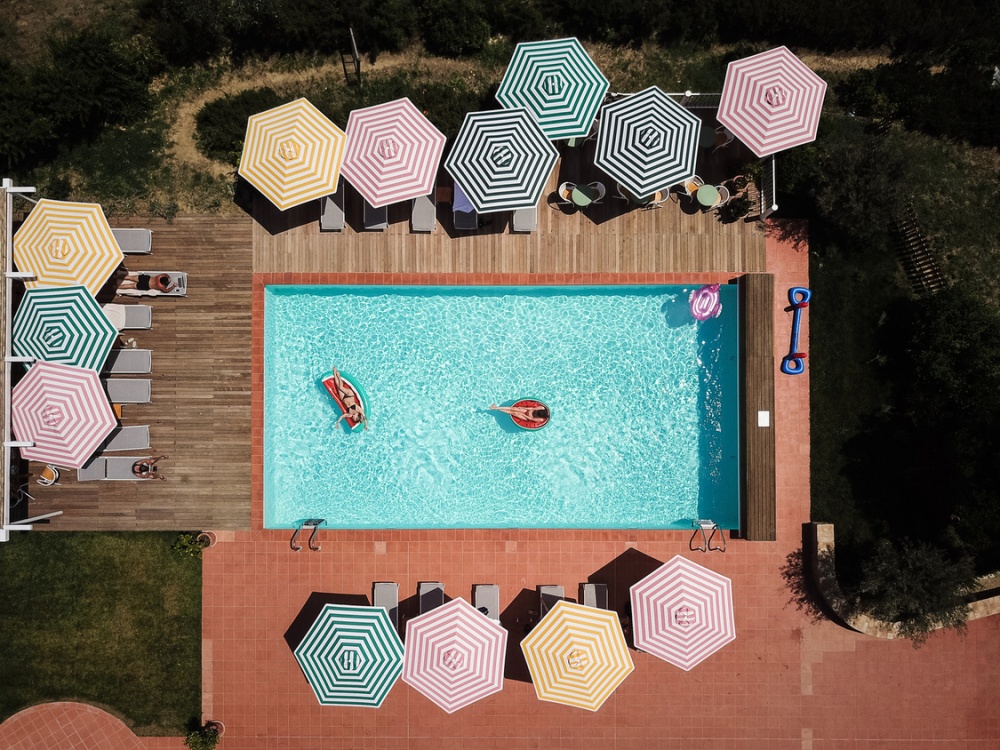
[419,0,490,57]
[196,87,285,165]
[184,724,221,750]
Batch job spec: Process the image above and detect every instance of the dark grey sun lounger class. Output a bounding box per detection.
[103,378,151,404]
[580,583,609,610]
[474,584,501,621]
[364,200,388,231]
[319,181,345,232]
[511,206,537,233]
[373,582,399,630]
[78,456,153,481]
[538,585,565,617]
[418,581,445,614]
[98,425,151,452]
[102,349,152,375]
[112,228,152,254]
[410,193,436,232]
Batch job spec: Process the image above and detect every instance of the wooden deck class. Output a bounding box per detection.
[21,151,767,531]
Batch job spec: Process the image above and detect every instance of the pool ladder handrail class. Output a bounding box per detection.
[690,519,726,553]
[291,518,326,552]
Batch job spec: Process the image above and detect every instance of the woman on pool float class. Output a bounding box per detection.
[488,403,549,425]
[331,367,368,430]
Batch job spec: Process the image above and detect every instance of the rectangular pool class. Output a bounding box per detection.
[264,285,740,529]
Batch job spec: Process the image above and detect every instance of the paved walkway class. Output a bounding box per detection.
[0,703,149,750]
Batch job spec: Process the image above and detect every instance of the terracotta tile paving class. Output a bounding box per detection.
[0,703,148,750]
[197,243,999,749]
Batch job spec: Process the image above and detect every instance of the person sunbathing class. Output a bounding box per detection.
[332,368,367,429]
[489,404,549,424]
[132,455,168,480]
[119,272,177,293]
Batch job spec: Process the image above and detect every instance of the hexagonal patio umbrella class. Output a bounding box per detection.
[717,46,828,157]
[239,98,347,211]
[629,555,736,671]
[496,37,609,141]
[444,109,559,214]
[11,362,118,469]
[13,286,118,372]
[293,603,403,707]
[402,597,507,714]
[521,600,633,712]
[595,86,701,200]
[12,199,124,296]
[341,98,446,209]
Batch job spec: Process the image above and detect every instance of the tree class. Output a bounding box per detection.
[419,0,490,58]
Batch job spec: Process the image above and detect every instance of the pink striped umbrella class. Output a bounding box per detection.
[717,46,827,157]
[630,555,735,671]
[341,98,446,208]
[402,597,507,713]
[11,361,117,468]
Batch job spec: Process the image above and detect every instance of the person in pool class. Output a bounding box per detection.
[132,455,168,480]
[332,368,368,429]
[488,404,549,424]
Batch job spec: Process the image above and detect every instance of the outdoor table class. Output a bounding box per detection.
[571,185,596,207]
[696,184,720,208]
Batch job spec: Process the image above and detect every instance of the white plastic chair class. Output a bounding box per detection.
[588,182,606,204]
[37,464,60,486]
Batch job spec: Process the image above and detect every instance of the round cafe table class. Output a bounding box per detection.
[571,185,595,207]
[696,184,719,208]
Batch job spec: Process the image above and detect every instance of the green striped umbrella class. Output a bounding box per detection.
[595,86,701,200]
[445,109,558,213]
[13,286,117,372]
[293,603,403,707]
[496,38,609,140]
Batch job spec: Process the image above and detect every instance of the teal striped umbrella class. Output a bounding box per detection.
[13,286,117,372]
[293,603,403,707]
[595,86,701,200]
[496,38,609,140]
[445,109,558,213]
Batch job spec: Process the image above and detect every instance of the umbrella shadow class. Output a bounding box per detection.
[498,587,538,683]
[587,548,663,649]
[440,209,507,240]
[283,591,372,652]
[244,183,318,237]
[396,586,454,641]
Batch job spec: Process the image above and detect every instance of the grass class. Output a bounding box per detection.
[0,532,202,735]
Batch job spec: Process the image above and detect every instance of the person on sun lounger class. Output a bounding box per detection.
[132,455,168,480]
[489,404,550,424]
[119,272,176,294]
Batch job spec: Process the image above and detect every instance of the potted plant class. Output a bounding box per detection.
[726,194,755,220]
[172,532,211,559]
[184,722,222,750]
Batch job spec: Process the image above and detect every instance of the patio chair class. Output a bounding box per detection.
[537,585,565,617]
[713,125,735,153]
[557,182,576,204]
[410,193,436,233]
[373,582,399,630]
[671,175,705,202]
[418,581,445,614]
[319,181,345,232]
[690,519,727,552]
[474,584,501,621]
[99,425,151,452]
[453,183,478,231]
[364,199,388,231]
[587,182,606,204]
[580,583,609,610]
[715,185,731,207]
[112,228,152,255]
[37,464,60,486]
[102,349,152,375]
[117,272,187,297]
[511,206,537,233]
[103,378,151,404]
[77,456,154,481]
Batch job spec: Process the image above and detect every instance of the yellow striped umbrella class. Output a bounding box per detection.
[520,600,633,711]
[13,199,124,296]
[239,98,346,211]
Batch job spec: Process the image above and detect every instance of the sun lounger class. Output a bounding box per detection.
[474,584,501,622]
[319,181,345,232]
[538,585,565,617]
[373,582,399,630]
[511,206,536,233]
[78,455,152,481]
[102,304,152,330]
[580,583,609,610]
[418,581,445,614]
[112,228,152,255]
[410,193,436,233]
[102,349,152,375]
[103,378,151,404]
[99,425,151,452]
[453,182,478,231]
[364,200,388,231]
[117,272,187,297]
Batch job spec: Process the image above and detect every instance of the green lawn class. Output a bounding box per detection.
[0,532,201,735]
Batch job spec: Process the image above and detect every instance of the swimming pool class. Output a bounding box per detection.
[264,285,740,529]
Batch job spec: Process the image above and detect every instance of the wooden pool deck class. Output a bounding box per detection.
[19,159,766,531]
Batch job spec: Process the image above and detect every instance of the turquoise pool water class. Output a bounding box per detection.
[264,285,740,529]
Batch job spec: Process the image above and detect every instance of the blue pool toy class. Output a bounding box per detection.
[780,287,810,375]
